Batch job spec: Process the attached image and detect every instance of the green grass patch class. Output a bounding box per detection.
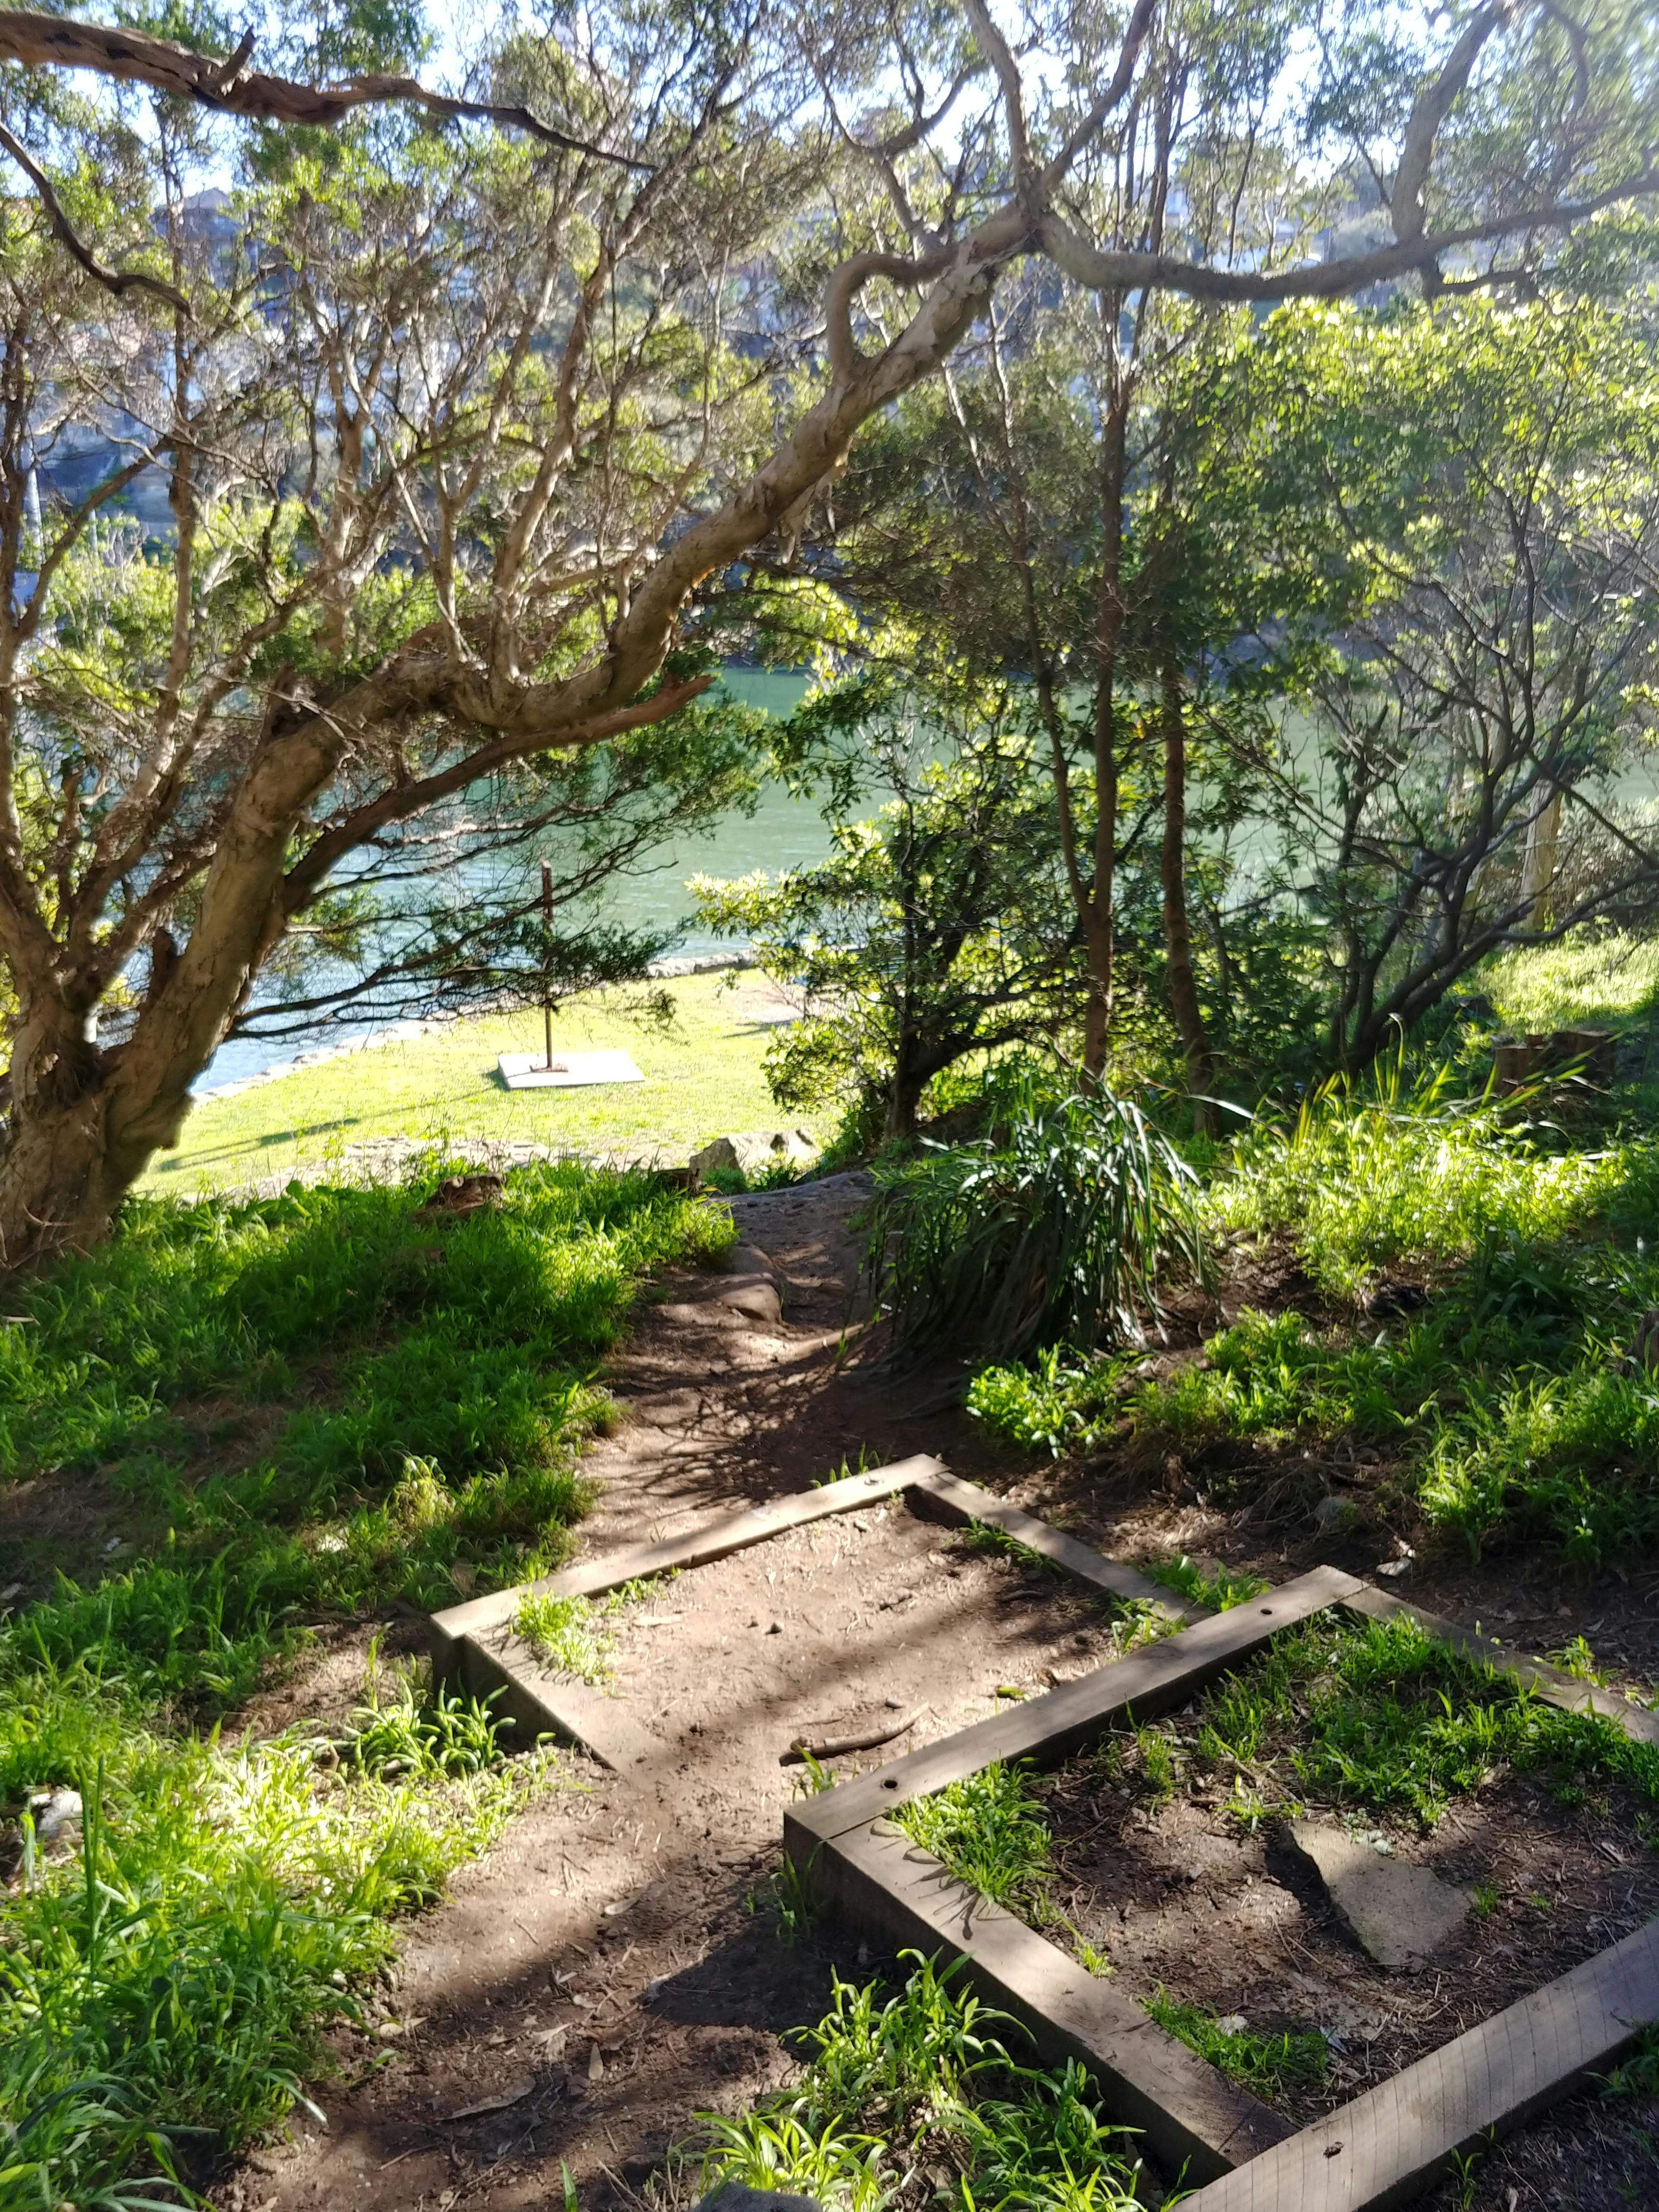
[1189,1611,1659,1831]
[1141,1990,1327,2098]
[1141,1553,1269,1612]
[511,1577,668,1679]
[1482,929,1659,1036]
[950,1519,1062,1576]
[969,1069,1659,1567]
[966,1344,1130,1457]
[1211,1062,1654,1304]
[143,972,810,1198]
[0,1651,549,2209]
[696,1952,1149,2211]
[0,1159,725,2205]
[893,1763,1055,1920]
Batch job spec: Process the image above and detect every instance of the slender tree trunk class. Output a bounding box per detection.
[1081,368,1130,1079]
[1159,653,1216,1134]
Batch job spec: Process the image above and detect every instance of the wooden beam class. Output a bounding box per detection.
[1173,1914,1659,2212]
[430,1456,943,1672]
[451,1626,661,1773]
[1344,1586,1659,1750]
[791,1566,1364,1843]
[910,1467,1205,1620]
[792,1817,1292,2185]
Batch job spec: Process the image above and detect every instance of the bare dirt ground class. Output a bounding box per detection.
[1035,1741,1659,2128]
[229,1176,1659,2212]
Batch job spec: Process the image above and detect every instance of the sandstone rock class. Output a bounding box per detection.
[1287,1819,1471,1969]
[715,1277,783,1324]
[696,2187,823,2212]
[690,1129,818,1178]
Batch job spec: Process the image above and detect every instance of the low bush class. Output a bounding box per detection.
[864,1087,1207,1370]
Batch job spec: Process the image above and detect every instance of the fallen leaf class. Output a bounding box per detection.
[602,1887,646,1917]
[587,2041,605,2082]
[443,2075,534,2122]
[535,2026,569,2058]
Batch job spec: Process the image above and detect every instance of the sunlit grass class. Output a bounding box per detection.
[1482,929,1659,1036]
[694,1953,1148,2211]
[142,970,811,1197]
[0,1160,726,2206]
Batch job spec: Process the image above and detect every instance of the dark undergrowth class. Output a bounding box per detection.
[0,1160,728,2209]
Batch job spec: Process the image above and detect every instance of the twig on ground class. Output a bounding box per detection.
[780,1707,927,1764]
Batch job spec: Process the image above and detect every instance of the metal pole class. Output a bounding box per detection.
[541,859,554,1070]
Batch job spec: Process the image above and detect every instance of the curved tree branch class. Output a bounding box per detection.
[824,245,957,388]
[1041,168,1659,301]
[1392,2,1513,244]
[0,118,191,311]
[0,10,649,168]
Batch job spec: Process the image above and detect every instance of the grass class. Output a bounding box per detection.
[0,1159,727,2206]
[970,1055,1659,1569]
[864,1086,1207,1370]
[512,1576,668,1679]
[140,971,811,1197]
[893,1764,1056,1921]
[1,1646,550,2209]
[1481,927,1659,1038]
[1186,1611,1659,1831]
[1141,1990,1327,2099]
[1141,1554,1270,1612]
[695,1953,1149,2212]
[950,1518,1062,1576]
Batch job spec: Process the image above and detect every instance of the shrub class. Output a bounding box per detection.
[864,1087,1207,1369]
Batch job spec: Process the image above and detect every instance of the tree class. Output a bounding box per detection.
[1216,294,1659,1067]
[692,678,1077,1139]
[0,0,1651,1261]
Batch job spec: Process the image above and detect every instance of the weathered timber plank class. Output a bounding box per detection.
[791,1565,1363,1842]
[910,1468,1205,1621]
[1173,1914,1659,2212]
[1345,1586,1659,1751]
[452,1628,660,1772]
[791,1817,1290,2184]
[430,1456,942,1671]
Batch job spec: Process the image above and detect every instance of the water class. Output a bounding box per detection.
[197,669,824,1090]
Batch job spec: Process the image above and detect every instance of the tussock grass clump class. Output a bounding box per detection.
[865,1088,1207,1370]
[696,1953,1149,2211]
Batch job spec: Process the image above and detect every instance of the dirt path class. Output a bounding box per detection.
[232,1177,1659,2212]
[237,1175,1099,2212]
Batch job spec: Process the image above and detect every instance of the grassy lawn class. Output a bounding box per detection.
[144,971,807,1197]
[1482,927,1659,1036]
[0,1161,730,2207]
